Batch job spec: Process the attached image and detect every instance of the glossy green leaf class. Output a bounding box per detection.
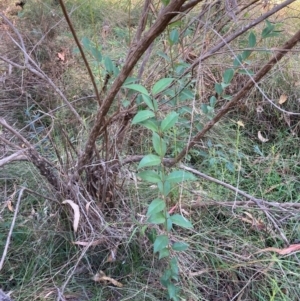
[152,132,167,157]
[148,212,165,224]
[138,154,161,169]
[152,78,174,95]
[166,170,196,183]
[147,198,165,216]
[159,248,170,259]
[154,235,169,253]
[124,84,149,96]
[172,241,189,251]
[140,119,159,132]
[132,110,155,124]
[170,214,193,229]
[223,69,234,84]
[137,170,161,183]
[215,83,223,95]
[161,111,178,132]
[248,32,256,47]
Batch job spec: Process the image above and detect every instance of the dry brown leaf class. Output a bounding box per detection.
[7,200,14,212]
[73,239,106,247]
[107,246,118,263]
[57,51,65,62]
[256,244,300,255]
[62,200,80,233]
[93,271,123,287]
[279,94,287,104]
[258,131,269,143]
[240,212,266,231]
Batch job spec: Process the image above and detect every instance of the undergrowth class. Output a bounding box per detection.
[1,0,300,300]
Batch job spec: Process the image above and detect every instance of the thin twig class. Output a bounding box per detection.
[0,187,25,271]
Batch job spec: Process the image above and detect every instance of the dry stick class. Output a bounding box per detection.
[58,0,101,106]
[0,13,83,125]
[172,27,300,165]
[78,0,204,170]
[0,151,27,167]
[0,187,24,271]
[181,0,296,73]
[181,163,289,244]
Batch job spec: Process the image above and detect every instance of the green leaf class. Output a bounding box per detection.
[104,56,114,73]
[169,29,179,45]
[172,241,189,251]
[238,69,254,76]
[201,104,208,114]
[146,228,157,243]
[147,198,165,216]
[90,46,102,62]
[140,119,159,132]
[233,54,243,68]
[167,283,177,299]
[137,170,161,183]
[123,77,138,85]
[141,94,155,111]
[248,32,256,47]
[161,112,179,132]
[148,212,166,224]
[159,248,170,259]
[223,95,233,100]
[158,181,171,196]
[210,96,217,107]
[241,50,251,60]
[170,214,193,229]
[223,69,234,84]
[124,84,149,96]
[166,170,196,184]
[170,257,179,275]
[152,78,174,95]
[161,0,170,6]
[215,83,223,95]
[132,110,155,124]
[166,217,172,231]
[138,154,161,169]
[160,269,172,287]
[152,132,167,157]
[154,235,169,253]
[81,37,92,51]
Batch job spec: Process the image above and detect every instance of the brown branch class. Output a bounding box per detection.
[58,0,101,106]
[172,26,300,165]
[183,0,296,74]
[0,151,28,167]
[78,0,201,170]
